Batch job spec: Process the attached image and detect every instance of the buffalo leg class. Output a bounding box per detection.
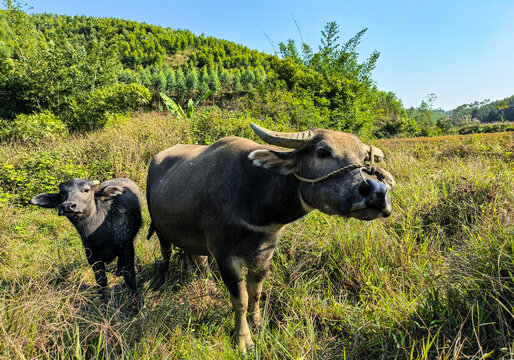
[217,258,254,352]
[159,237,172,275]
[192,255,210,279]
[247,266,268,330]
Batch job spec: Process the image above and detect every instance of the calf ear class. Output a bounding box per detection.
[95,186,125,200]
[248,149,296,175]
[29,193,61,208]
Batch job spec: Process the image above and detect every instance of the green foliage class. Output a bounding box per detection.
[451,95,514,125]
[458,122,514,135]
[188,107,255,145]
[0,110,68,144]
[262,22,381,135]
[0,6,152,131]
[160,92,186,117]
[374,94,459,138]
[0,148,113,204]
[65,82,151,131]
[2,10,398,136]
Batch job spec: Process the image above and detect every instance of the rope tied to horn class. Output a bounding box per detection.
[293,164,388,184]
[293,147,388,185]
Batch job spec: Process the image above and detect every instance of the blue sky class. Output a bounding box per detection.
[23,0,514,110]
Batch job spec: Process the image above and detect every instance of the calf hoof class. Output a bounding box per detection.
[99,290,109,305]
[131,293,144,312]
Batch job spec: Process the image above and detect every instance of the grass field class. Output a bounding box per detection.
[1,112,513,359]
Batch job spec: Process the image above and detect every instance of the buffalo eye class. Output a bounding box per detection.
[82,188,90,194]
[316,148,332,159]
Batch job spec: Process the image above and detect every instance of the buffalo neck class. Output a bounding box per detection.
[240,163,311,227]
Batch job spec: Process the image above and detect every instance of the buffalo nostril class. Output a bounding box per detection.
[368,180,386,195]
[69,203,77,210]
[358,182,371,197]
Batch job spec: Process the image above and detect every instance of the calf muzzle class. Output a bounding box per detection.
[58,201,79,216]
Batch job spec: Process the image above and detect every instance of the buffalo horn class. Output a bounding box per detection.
[367,145,384,163]
[250,123,315,149]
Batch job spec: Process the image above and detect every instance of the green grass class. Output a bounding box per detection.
[0,112,513,359]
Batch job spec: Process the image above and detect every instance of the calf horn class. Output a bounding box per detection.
[250,123,315,149]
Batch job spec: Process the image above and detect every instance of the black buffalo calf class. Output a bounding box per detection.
[30,178,143,308]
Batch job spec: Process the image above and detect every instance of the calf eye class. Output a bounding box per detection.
[316,148,332,158]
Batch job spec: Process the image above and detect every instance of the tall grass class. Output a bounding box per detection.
[0,111,512,359]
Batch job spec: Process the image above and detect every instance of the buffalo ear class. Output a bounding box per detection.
[248,149,296,175]
[380,168,396,190]
[95,186,125,200]
[29,193,61,208]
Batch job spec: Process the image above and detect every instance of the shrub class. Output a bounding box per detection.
[0,111,68,144]
[457,122,514,135]
[188,107,256,145]
[65,83,151,131]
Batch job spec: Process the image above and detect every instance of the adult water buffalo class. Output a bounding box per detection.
[146,123,395,351]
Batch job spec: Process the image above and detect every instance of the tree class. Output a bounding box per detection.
[219,68,232,90]
[208,71,220,94]
[151,69,167,92]
[174,67,187,98]
[163,67,175,94]
[233,71,242,94]
[185,66,199,94]
[199,66,209,84]
[241,68,256,87]
[271,21,380,134]
[0,1,123,125]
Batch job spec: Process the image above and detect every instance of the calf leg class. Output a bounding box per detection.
[116,256,125,276]
[91,261,108,302]
[247,266,269,330]
[216,258,254,352]
[121,244,143,309]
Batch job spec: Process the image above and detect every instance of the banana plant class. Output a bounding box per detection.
[160,90,212,118]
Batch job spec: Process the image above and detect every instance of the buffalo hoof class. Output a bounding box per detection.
[235,332,255,354]
[249,312,262,331]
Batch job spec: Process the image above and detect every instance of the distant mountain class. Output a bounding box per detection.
[31,13,274,99]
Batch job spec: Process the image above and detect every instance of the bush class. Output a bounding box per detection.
[0,111,68,144]
[458,122,514,135]
[188,107,256,145]
[64,83,151,131]
[249,88,327,131]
